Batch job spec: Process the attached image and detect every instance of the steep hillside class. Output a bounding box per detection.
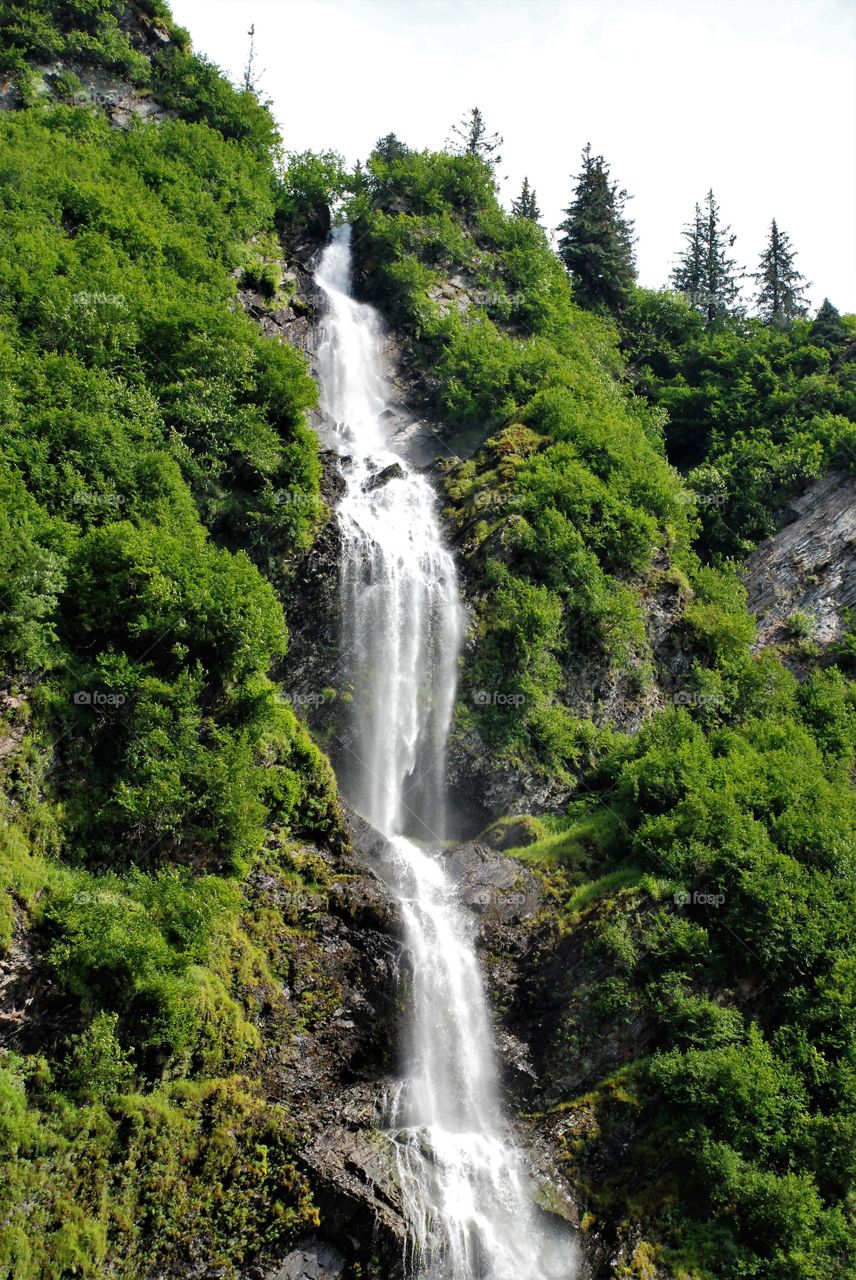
[339,143,856,1279]
[0,6,854,1280]
[0,5,367,1277]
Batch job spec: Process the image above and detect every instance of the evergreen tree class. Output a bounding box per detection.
[810,298,848,351]
[511,176,541,223]
[672,189,741,324]
[752,219,809,323]
[447,107,503,167]
[374,133,409,163]
[557,144,635,312]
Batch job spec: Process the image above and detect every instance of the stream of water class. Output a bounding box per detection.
[314,225,572,1280]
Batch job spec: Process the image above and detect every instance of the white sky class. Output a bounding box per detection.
[170,0,856,311]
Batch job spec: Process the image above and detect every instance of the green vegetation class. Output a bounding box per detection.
[0,0,277,154]
[0,5,344,1275]
[348,134,855,1279]
[671,189,741,325]
[621,289,856,553]
[349,142,779,782]
[0,10,853,1279]
[752,218,810,324]
[558,142,636,313]
[510,663,856,1279]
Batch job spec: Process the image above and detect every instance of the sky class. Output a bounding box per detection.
[169,0,856,311]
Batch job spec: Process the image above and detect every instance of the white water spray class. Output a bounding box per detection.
[315,226,573,1280]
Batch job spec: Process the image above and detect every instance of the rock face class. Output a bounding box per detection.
[257,814,407,1279]
[743,469,856,657]
[0,62,173,125]
[265,1238,347,1279]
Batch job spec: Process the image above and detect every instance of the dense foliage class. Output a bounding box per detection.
[511,658,856,1279]
[557,143,636,313]
[0,0,278,154]
[0,6,343,1276]
[347,139,855,1279]
[349,144,769,781]
[621,290,856,553]
[0,10,853,1280]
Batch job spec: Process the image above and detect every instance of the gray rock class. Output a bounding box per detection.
[442,841,542,925]
[743,469,856,656]
[364,462,405,491]
[268,1237,346,1279]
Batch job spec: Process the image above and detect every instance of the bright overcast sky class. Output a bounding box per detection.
[170,0,856,312]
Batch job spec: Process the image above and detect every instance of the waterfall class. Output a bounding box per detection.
[314,225,573,1280]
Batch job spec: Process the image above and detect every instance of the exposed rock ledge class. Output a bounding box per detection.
[743,469,856,657]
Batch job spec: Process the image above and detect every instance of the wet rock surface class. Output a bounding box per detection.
[262,1238,347,1279]
[443,840,542,925]
[256,816,405,1278]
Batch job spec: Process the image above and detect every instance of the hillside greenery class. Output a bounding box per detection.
[0,5,345,1276]
[620,290,856,556]
[0,7,853,1280]
[508,663,855,1279]
[346,141,856,1278]
[350,146,761,781]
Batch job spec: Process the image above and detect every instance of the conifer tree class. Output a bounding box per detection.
[672,189,741,324]
[752,219,809,323]
[557,144,635,312]
[447,108,503,167]
[374,133,409,163]
[511,177,541,223]
[811,298,848,351]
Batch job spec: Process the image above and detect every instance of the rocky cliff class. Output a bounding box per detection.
[743,468,856,661]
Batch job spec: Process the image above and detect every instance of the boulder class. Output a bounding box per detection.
[364,462,405,491]
[266,1238,347,1279]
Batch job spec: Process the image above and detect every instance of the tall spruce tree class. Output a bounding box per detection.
[447,107,503,167]
[672,189,741,324]
[511,176,541,223]
[752,219,809,323]
[557,144,635,312]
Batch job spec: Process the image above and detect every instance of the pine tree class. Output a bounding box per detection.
[511,177,541,223]
[446,108,503,167]
[752,219,809,323]
[557,144,635,312]
[374,133,409,163]
[672,189,741,324]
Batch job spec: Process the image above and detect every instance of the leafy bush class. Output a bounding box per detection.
[0,9,341,1275]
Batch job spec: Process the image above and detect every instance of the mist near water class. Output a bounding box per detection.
[314,225,575,1279]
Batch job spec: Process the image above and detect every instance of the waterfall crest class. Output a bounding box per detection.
[315,225,573,1280]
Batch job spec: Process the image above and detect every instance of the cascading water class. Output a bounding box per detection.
[315,225,573,1280]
